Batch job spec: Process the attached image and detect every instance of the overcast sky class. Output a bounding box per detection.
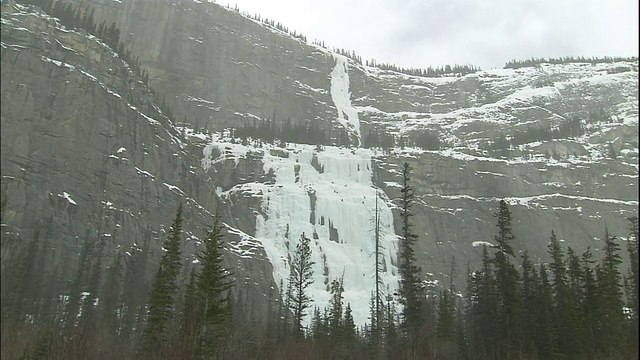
[226,0,639,70]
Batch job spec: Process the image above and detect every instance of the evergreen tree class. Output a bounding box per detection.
[534,265,558,359]
[520,251,538,356]
[398,162,424,348]
[436,290,455,342]
[141,204,184,355]
[343,303,357,342]
[492,200,525,358]
[581,247,600,355]
[435,288,456,358]
[468,246,498,358]
[287,233,315,337]
[597,229,624,356]
[547,230,580,357]
[197,215,233,356]
[328,276,345,340]
[179,267,202,352]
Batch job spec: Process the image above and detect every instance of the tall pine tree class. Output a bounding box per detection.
[287,233,315,337]
[398,162,424,350]
[492,200,524,358]
[197,214,233,357]
[141,204,184,355]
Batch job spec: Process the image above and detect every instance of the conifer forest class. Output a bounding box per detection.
[1,163,638,359]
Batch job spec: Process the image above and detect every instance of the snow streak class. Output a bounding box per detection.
[330,54,362,145]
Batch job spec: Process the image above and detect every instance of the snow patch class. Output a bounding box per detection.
[330,54,361,145]
[58,192,77,205]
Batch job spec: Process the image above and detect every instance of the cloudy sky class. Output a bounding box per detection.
[227,0,639,70]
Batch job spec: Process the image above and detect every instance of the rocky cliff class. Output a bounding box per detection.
[1,0,638,327]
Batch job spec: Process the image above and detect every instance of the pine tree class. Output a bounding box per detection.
[287,233,315,337]
[435,288,456,358]
[492,200,524,358]
[328,276,344,340]
[398,162,424,347]
[547,230,579,356]
[534,265,558,359]
[343,303,357,342]
[197,214,233,356]
[520,251,537,356]
[179,268,202,352]
[597,228,624,356]
[581,247,600,355]
[141,204,184,354]
[468,246,498,358]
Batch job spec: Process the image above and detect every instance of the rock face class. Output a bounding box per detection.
[0,2,278,321]
[1,0,638,327]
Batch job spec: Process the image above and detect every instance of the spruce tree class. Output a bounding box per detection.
[328,276,345,340]
[581,247,600,355]
[492,200,524,358]
[179,268,202,352]
[547,230,579,356]
[520,251,537,356]
[469,246,498,358]
[287,233,315,337]
[197,215,233,356]
[398,162,424,346]
[597,229,624,356]
[142,204,184,354]
[534,265,558,359]
[342,303,357,342]
[436,290,455,343]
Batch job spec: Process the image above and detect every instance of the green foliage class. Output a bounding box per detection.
[141,204,184,354]
[287,233,315,337]
[504,55,639,69]
[398,162,424,340]
[196,215,233,356]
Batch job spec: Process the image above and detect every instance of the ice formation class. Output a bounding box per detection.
[330,54,362,145]
[206,140,400,328]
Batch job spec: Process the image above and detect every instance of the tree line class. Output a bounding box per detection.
[367,60,481,78]
[17,0,150,87]
[504,55,639,69]
[231,120,443,151]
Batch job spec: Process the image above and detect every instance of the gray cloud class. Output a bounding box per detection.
[232,0,639,69]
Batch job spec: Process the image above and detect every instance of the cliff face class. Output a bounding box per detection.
[1,0,638,327]
[0,2,277,318]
